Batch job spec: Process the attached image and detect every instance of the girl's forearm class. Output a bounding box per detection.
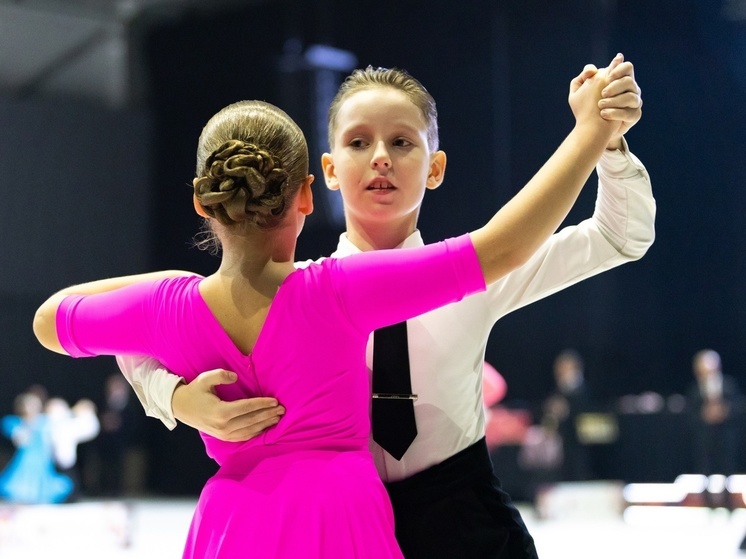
[51,270,198,297]
[472,121,612,285]
[33,270,198,354]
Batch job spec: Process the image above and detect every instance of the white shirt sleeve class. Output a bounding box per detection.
[483,141,656,321]
[116,355,183,430]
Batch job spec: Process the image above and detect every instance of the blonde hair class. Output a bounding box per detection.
[327,66,439,151]
[194,100,309,230]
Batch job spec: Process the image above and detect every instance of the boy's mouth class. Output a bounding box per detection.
[367,180,395,190]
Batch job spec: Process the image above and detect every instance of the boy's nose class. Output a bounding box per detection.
[371,142,391,169]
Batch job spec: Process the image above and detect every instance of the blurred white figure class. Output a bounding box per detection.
[45,397,100,501]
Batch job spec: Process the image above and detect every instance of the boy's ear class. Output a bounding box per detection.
[298,175,314,216]
[321,153,339,191]
[426,150,447,191]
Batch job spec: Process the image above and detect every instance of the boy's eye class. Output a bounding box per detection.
[393,138,413,148]
[348,138,368,149]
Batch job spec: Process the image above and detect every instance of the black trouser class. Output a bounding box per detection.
[385,438,539,559]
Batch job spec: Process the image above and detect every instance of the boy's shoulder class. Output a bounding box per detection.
[293,256,328,270]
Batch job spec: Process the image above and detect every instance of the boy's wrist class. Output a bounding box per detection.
[605,136,624,151]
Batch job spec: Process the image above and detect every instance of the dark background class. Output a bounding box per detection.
[1,0,745,494]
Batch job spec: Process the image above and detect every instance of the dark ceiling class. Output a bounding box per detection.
[0,0,257,106]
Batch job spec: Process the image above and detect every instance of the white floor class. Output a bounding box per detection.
[527,506,746,559]
[1,498,745,558]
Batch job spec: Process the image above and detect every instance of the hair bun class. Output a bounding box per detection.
[194,140,290,226]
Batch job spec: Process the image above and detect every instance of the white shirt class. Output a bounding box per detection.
[700,373,724,400]
[46,402,101,470]
[118,144,655,483]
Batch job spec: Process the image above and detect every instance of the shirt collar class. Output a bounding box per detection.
[332,230,425,257]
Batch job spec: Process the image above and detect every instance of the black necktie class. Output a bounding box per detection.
[372,321,417,460]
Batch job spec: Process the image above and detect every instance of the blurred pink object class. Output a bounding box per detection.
[483,361,508,406]
[483,362,531,449]
[485,407,532,448]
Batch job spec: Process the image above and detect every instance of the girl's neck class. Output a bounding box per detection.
[215,230,296,292]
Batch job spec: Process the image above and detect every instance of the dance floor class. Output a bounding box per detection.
[1,497,746,558]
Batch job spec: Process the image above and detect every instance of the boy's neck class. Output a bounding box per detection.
[345,220,417,252]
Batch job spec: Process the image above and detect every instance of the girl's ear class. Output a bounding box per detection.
[426,150,447,191]
[193,193,209,218]
[298,175,315,216]
[321,153,339,191]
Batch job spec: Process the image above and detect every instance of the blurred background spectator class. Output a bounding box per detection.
[687,349,742,476]
[85,374,149,497]
[45,397,100,502]
[0,390,73,504]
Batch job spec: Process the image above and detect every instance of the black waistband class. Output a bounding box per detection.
[384,437,495,502]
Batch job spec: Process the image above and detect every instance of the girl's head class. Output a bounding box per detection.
[194,100,309,232]
[327,66,439,152]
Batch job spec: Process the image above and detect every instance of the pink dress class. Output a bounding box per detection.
[56,234,486,558]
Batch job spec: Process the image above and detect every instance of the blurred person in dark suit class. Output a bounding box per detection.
[687,349,742,476]
[540,349,593,482]
[91,374,148,496]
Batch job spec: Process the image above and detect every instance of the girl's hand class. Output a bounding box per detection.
[569,63,616,139]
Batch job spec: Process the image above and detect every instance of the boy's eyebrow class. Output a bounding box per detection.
[339,121,424,138]
[338,123,369,135]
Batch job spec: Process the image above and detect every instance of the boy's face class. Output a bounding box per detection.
[322,87,444,235]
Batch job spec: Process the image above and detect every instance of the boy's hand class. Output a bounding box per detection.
[600,54,643,148]
[172,369,285,442]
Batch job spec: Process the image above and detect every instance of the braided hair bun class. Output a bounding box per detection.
[193,100,309,231]
[194,140,290,227]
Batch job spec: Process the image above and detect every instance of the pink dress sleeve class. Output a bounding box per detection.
[328,234,486,334]
[56,236,485,358]
[56,277,184,358]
